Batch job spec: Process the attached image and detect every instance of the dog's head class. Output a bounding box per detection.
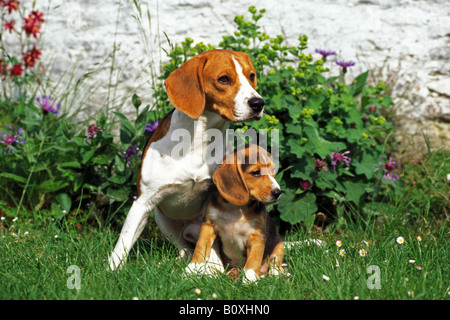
[164,49,264,122]
[212,144,281,206]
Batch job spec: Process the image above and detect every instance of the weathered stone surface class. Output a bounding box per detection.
[4,0,449,157]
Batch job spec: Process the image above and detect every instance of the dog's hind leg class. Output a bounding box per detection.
[108,199,154,270]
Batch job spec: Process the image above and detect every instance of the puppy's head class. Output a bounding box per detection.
[212,145,281,206]
[164,49,264,122]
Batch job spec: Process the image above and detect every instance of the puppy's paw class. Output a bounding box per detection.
[243,269,259,284]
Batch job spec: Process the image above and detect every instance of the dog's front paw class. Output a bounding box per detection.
[243,269,259,284]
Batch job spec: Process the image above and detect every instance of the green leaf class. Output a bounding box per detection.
[291,157,315,180]
[37,180,69,193]
[107,186,130,202]
[351,70,369,97]
[0,173,27,184]
[303,126,346,158]
[114,112,136,144]
[82,148,96,165]
[343,180,367,205]
[353,153,379,179]
[278,190,317,225]
[60,161,82,169]
[55,193,72,212]
[91,154,112,165]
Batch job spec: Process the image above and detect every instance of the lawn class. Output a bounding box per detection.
[0,2,448,304]
[1,201,448,301]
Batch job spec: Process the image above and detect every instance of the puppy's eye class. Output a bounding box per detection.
[250,170,261,177]
[249,73,255,82]
[218,75,231,84]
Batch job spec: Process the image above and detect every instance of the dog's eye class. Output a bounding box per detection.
[250,170,261,177]
[218,75,231,84]
[249,73,255,82]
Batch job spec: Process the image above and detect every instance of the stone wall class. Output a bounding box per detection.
[5,0,450,157]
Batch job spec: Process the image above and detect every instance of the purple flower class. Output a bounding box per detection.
[374,156,400,183]
[315,49,337,62]
[145,119,159,133]
[331,148,351,171]
[123,145,139,166]
[36,96,61,115]
[0,125,26,154]
[335,60,356,68]
[86,124,103,141]
[315,158,328,172]
[335,59,356,74]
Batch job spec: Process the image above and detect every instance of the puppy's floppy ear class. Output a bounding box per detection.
[164,54,207,119]
[213,158,249,206]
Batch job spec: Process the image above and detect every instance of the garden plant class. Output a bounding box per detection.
[0,3,448,300]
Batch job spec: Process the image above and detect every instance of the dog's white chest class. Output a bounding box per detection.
[138,110,227,219]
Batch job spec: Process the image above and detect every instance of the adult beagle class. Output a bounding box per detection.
[109,50,264,270]
[186,145,284,282]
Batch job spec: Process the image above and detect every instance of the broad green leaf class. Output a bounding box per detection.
[354,153,379,179]
[55,193,71,212]
[351,70,369,97]
[303,126,346,158]
[278,190,317,225]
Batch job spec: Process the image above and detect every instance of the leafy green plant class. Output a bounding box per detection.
[1,4,404,230]
[155,6,402,228]
[0,2,162,227]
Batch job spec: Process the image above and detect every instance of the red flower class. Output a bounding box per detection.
[22,46,42,68]
[2,0,20,14]
[10,64,23,77]
[23,11,44,39]
[299,180,311,190]
[4,19,15,33]
[30,10,45,24]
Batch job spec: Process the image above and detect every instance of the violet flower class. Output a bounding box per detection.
[145,119,159,133]
[36,96,61,115]
[335,59,356,74]
[331,148,351,171]
[123,145,139,166]
[315,49,337,62]
[374,156,400,183]
[0,125,26,154]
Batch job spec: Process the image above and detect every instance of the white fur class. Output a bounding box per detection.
[243,269,259,284]
[109,110,228,270]
[269,175,280,190]
[232,57,263,121]
[109,54,263,272]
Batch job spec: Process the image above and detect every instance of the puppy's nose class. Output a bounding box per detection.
[271,189,282,200]
[248,97,265,113]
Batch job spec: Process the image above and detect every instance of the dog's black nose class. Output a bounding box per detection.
[248,97,265,113]
[271,189,282,200]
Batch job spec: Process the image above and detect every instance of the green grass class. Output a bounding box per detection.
[1,149,448,300]
[0,208,448,300]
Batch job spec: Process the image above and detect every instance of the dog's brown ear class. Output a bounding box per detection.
[164,55,207,119]
[213,158,249,206]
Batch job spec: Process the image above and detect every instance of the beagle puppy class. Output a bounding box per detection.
[109,50,265,270]
[186,145,284,282]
